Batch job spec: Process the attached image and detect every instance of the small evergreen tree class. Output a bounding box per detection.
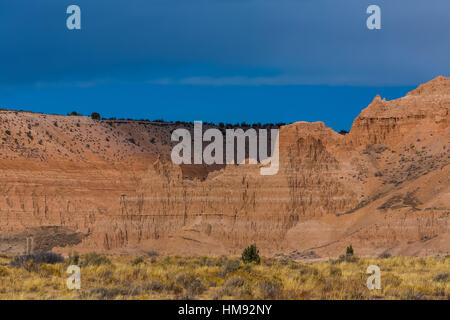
[346,245,354,256]
[91,112,101,120]
[242,244,260,264]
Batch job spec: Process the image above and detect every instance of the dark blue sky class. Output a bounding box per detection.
[1,0,449,130]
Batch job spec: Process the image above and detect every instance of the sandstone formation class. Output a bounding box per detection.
[0,76,449,258]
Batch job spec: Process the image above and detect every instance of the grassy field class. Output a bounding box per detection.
[0,252,448,300]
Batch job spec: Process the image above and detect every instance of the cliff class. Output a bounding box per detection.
[0,76,449,258]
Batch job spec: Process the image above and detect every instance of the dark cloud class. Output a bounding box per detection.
[0,0,449,87]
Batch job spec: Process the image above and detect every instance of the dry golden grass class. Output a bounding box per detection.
[0,253,449,300]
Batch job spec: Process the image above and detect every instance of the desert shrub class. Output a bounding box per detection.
[125,283,143,296]
[405,288,426,300]
[174,272,186,283]
[238,288,254,299]
[131,257,145,266]
[0,266,10,277]
[225,259,239,272]
[81,252,111,267]
[146,250,159,257]
[198,256,215,267]
[11,252,64,267]
[242,244,261,264]
[217,285,235,297]
[241,263,253,273]
[418,258,427,266]
[258,279,282,299]
[433,272,449,282]
[215,256,228,267]
[10,253,64,271]
[347,278,369,300]
[225,275,246,288]
[67,251,80,265]
[331,245,357,263]
[5,130,11,135]
[144,280,165,292]
[89,287,127,299]
[166,282,183,295]
[383,273,402,288]
[218,259,240,278]
[319,279,336,296]
[433,288,446,297]
[263,260,273,267]
[173,272,206,296]
[332,254,358,264]
[298,264,319,276]
[211,288,225,300]
[345,254,358,262]
[329,266,342,277]
[176,292,196,300]
[38,263,63,277]
[177,260,186,266]
[91,112,101,120]
[162,256,174,265]
[186,278,206,296]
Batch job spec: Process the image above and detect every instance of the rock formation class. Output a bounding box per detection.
[0,76,449,258]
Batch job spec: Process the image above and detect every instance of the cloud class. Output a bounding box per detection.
[1,0,450,88]
[149,74,420,87]
[149,76,313,86]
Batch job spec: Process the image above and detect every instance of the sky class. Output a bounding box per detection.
[0,0,449,130]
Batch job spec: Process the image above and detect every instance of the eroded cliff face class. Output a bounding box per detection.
[0,76,449,257]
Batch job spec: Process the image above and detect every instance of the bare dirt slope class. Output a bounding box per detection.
[0,76,449,258]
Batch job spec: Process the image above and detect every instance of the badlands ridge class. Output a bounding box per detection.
[0,76,449,259]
